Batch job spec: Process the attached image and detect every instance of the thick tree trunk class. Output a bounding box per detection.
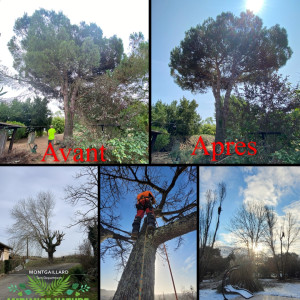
[214,95,225,144]
[113,223,157,300]
[62,78,78,140]
[113,212,197,300]
[64,110,74,139]
[48,250,54,262]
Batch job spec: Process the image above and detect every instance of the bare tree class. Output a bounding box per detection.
[65,167,98,256]
[199,182,226,281]
[264,207,300,280]
[100,166,197,300]
[229,202,267,258]
[65,166,98,227]
[264,206,280,278]
[9,192,64,262]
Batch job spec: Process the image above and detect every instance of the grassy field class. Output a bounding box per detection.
[25,255,81,268]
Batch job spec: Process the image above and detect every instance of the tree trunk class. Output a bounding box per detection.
[222,85,233,143]
[113,223,157,300]
[64,110,74,139]
[48,250,54,263]
[113,212,197,300]
[62,77,78,140]
[214,95,225,144]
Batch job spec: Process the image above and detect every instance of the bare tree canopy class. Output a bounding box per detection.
[9,191,64,262]
[264,206,300,280]
[65,166,98,227]
[100,166,197,300]
[199,182,226,281]
[229,202,267,257]
[64,166,98,256]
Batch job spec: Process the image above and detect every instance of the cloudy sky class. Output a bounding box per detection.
[101,167,197,295]
[0,166,96,257]
[152,0,300,120]
[200,166,300,254]
[0,0,148,111]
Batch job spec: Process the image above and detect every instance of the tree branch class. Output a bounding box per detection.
[153,211,197,248]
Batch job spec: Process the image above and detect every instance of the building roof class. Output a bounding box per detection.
[0,242,13,250]
[0,122,26,130]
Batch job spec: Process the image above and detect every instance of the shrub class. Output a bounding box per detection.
[106,131,148,163]
[7,121,27,140]
[4,260,11,274]
[52,116,65,134]
[152,127,170,151]
[68,265,86,284]
[200,123,216,136]
[217,257,263,293]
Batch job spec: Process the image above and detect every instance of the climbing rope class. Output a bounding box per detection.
[138,225,149,300]
[156,220,178,300]
[138,220,178,300]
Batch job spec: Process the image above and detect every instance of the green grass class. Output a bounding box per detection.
[25,255,81,268]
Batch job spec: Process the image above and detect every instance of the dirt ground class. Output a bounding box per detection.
[2,134,77,164]
[151,152,173,164]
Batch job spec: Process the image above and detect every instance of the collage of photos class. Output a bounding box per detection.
[0,0,299,300]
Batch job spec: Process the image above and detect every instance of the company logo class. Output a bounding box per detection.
[7,275,90,298]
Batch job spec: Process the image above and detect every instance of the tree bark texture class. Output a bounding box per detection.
[62,78,78,140]
[113,211,196,300]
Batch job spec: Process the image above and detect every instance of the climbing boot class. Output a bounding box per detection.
[132,216,142,239]
[147,212,156,230]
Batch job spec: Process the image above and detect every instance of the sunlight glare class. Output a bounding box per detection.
[254,244,263,254]
[246,0,264,14]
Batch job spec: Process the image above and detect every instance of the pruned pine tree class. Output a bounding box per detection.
[170,11,292,143]
[100,166,197,300]
[8,9,123,139]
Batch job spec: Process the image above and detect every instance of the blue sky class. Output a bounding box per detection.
[200,166,300,254]
[152,0,300,121]
[100,167,197,295]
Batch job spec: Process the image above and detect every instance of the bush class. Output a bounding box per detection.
[200,123,216,136]
[68,265,86,284]
[152,127,170,151]
[217,257,263,293]
[106,131,148,163]
[52,116,65,134]
[7,121,27,140]
[4,260,11,274]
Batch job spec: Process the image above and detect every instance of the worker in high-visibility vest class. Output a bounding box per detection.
[47,125,56,153]
[131,191,156,239]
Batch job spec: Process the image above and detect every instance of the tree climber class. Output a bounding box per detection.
[131,191,156,239]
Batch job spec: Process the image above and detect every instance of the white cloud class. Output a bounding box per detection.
[182,254,196,273]
[200,167,230,203]
[219,232,238,246]
[240,167,300,207]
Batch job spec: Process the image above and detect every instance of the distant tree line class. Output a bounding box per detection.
[0,96,51,137]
